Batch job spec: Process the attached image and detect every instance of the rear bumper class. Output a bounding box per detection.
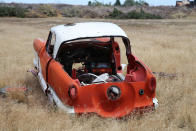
[37,71,158,117]
[71,82,157,118]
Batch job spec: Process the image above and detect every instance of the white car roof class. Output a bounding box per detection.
[51,22,128,58]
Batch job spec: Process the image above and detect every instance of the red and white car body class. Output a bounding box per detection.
[33,22,158,118]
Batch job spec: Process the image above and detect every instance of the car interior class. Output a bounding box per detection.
[55,38,124,85]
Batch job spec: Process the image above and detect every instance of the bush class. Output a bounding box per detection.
[108,8,123,18]
[37,5,58,17]
[108,8,162,19]
[0,6,27,18]
[61,8,80,17]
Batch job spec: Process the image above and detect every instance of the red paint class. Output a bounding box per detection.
[33,37,157,118]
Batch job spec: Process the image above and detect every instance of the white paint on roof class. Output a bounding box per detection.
[51,22,128,58]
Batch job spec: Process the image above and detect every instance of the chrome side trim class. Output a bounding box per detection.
[153,98,159,109]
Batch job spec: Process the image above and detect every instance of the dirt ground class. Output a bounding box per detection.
[0,17,196,131]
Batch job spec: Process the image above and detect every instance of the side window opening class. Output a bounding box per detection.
[46,32,56,57]
[114,38,128,65]
[51,33,56,46]
[114,38,128,75]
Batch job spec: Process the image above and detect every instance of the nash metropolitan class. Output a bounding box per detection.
[33,22,158,118]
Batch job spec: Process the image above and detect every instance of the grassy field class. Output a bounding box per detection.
[0,17,196,131]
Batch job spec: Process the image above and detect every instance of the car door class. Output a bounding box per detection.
[44,32,76,105]
[38,32,54,90]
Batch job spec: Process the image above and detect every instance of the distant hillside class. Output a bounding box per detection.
[0,3,196,19]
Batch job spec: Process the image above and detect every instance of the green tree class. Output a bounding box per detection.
[109,8,123,18]
[123,0,135,6]
[88,1,92,6]
[114,0,121,6]
[90,0,103,6]
[135,0,147,6]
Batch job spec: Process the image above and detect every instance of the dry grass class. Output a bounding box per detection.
[0,17,196,131]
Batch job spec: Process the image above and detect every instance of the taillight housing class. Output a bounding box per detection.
[149,77,156,92]
[107,86,121,100]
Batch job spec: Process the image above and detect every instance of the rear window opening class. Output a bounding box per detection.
[56,38,125,86]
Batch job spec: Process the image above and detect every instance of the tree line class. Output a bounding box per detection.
[88,0,149,6]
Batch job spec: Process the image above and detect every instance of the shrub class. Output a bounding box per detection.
[37,5,58,17]
[108,8,123,18]
[61,8,80,17]
[108,8,162,19]
[0,6,27,18]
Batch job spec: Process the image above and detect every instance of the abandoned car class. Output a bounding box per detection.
[33,22,158,118]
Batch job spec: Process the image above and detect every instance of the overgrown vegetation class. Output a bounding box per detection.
[0,18,195,131]
[0,6,27,18]
[1,2,196,19]
[88,0,149,6]
[109,8,162,19]
[0,5,59,18]
[88,0,112,6]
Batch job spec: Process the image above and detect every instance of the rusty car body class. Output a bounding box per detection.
[33,22,158,118]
